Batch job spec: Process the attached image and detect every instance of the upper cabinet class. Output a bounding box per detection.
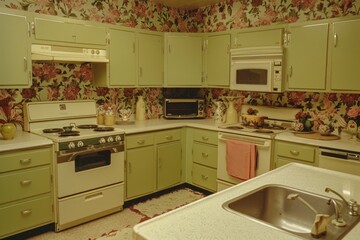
[285,23,328,90]
[203,33,230,87]
[0,12,31,88]
[164,34,203,87]
[232,28,283,48]
[33,18,107,46]
[329,19,360,91]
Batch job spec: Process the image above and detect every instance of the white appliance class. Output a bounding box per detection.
[24,100,124,232]
[31,44,109,63]
[230,46,283,92]
[319,148,360,176]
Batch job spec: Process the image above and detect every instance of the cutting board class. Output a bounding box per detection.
[294,132,340,140]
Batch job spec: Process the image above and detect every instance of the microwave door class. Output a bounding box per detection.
[231,61,272,92]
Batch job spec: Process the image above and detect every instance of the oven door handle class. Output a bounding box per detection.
[57,144,124,163]
[218,135,270,148]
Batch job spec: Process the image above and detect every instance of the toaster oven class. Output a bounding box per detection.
[163,98,205,119]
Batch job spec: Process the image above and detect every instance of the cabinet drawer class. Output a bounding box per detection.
[126,133,154,149]
[192,164,216,192]
[276,141,315,163]
[0,196,52,237]
[193,129,218,145]
[0,166,51,204]
[155,129,181,144]
[0,147,52,173]
[193,142,217,168]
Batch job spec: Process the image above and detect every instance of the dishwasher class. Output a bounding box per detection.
[318,148,360,176]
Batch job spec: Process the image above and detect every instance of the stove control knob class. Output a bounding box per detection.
[107,136,114,143]
[99,138,106,144]
[77,141,84,148]
[115,135,122,142]
[68,142,76,149]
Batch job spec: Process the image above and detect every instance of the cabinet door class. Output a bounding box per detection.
[330,19,360,91]
[34,18,106,45]
[165,35,203,86]
[157,141,182,190]
[126,146,155,199]
[233,29,283,48]
[109,29,137,86]
[138,33,163,86]
[0,13,30,87]
[286,23,328,90]
[206,34,230,87]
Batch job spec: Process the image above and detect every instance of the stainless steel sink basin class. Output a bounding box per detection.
[222,184,360,239]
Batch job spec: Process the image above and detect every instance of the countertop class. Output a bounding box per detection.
[133,163,360,240]
[0,129,53,152]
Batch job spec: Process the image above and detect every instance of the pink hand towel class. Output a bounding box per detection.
[226,140,256,180]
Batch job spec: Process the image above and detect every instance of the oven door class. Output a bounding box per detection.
[230,60,272,92]
[217,132,271,191]
[56,145,124,198]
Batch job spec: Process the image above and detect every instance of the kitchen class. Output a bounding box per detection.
[1,0,360,239]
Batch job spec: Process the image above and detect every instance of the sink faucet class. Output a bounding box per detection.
[327,198,347,227]
[325,187,359,216]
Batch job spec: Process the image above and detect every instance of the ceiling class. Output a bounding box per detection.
[150,0,225,9]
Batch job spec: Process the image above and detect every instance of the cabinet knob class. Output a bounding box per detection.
[165,135,173,140]
[137,140,145,145]
[202,152,208,158]
[20,158,31,165]
[290,150,299,156]
[20,180,32,186]
[201,174,208,180]
[202,136,209,141]
[21,209,32,216]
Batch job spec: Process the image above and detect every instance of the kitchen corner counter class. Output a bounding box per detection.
[0,129,53,152]
[276,131,360,152]
[133,163,360,240]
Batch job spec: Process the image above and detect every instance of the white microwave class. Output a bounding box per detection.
[230,46,284,92]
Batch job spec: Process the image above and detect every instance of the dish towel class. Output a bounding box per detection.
[226,140,256,180]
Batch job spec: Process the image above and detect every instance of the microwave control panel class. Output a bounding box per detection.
[272,61,283,92]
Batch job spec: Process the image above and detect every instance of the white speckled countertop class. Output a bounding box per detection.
[0,129,53,152]
[133,163,360,240]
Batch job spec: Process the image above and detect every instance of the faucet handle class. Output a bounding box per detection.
[348,199,359,216]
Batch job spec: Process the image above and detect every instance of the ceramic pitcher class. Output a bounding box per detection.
[214,101,225,124]
[0,123,16,140]
[136,96,146,121]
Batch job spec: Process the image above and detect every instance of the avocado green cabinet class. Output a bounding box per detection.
[0,146,53,239]
[138,33,164,86]
[285,23,328,90]
[164,34,203,86]
[0,12,31,88]
[204,34,230,87]
[330,18,360,91]
[232,28,283,48]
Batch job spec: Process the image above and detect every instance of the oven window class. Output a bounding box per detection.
[75,150,111,172]
[166,102,197,116]
[236,69,268,85]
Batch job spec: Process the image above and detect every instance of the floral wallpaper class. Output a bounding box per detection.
[0,0,359,131]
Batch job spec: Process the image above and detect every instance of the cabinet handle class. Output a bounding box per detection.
[168,44,171,53]
[334,33,338,47]
[85,192,103,201]
[290,150,299,156]
[128,162,132,173]
[159,158,162,169]
[137,140,145,145]
[24,57,28,71]
[139,67,143,77]
[165,135,173,140]
[289,66,293,77]
[20,158,31,165]
[201,174,208,180]
[21,209,32,216]
[20,180,32,186]
[202,136,209,141]
[202,152,208,158]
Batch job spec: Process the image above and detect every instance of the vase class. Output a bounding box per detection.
[136,96,146,121]
[214,101,225,124]
[0,123,16,140]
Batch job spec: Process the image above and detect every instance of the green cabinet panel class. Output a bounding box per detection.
[0,13,30,87]
[109,29,137,86]
[138,33,163,86]
[192,163,217,192]
[286,23,328,90]
[205,34,230,87]
[34,18,106,45]
[330,19,360,91]
[233,29,283,48]
[193,142,217,168]
[165,35,203,86]
[157,141,182,190]
[126,146,155,199]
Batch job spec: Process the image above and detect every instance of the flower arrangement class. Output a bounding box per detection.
[345,106,360,126]
[293,110,313,132]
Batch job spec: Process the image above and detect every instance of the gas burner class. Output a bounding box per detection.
[94,127,114,132]
[224,126,244,130]
[59,131,80,137]
[254,129,274,133]
[77,124,98,129]
[43,128,64,133]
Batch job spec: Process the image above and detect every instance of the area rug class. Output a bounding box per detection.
[27,187,206,240]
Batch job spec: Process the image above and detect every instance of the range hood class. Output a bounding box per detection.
[31,44,109,63]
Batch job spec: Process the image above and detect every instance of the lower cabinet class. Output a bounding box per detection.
[0,146,53,239]
[191,129,218,192]
[125,129,182,200]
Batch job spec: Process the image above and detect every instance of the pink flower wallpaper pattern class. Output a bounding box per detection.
[0,0,359,128]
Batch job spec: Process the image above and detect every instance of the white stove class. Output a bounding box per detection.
[23,100,125,232]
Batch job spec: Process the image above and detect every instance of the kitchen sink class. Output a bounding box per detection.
[222,184,360,239]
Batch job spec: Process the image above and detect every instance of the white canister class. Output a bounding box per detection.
[136,96,146,121]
